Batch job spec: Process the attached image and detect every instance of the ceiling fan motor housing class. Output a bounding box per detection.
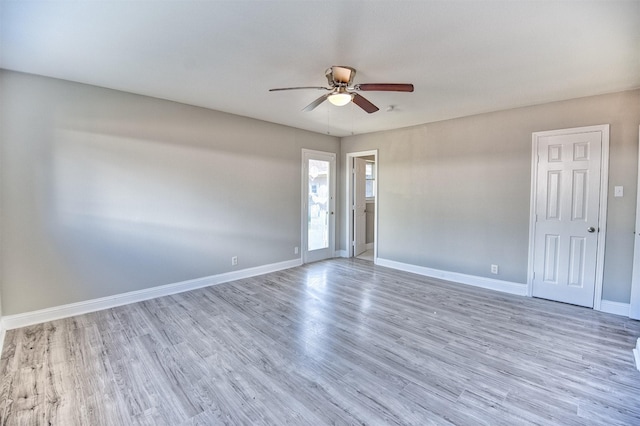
[327,66,356,86]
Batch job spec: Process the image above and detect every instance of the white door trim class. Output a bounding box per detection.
[302,149,336,263]
[527,124,610,310]
[630,126,640,320]
[345,150,378,260]
[353,157,368,256]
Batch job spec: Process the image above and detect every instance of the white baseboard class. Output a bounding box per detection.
[0,323,5,357]
[376,258,528,296]
[634,338,640,372]
[1,258,302,331]
[599,300,631,317]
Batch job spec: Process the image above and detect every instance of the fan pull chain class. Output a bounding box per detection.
[351,102,355,136]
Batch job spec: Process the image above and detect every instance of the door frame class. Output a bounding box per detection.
[353,157,368,256]
[527,124,610,310]
[629,126,640,319]
[302,149,336,263]
[345,149,378,260]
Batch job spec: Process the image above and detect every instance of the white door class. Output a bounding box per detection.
[532,129,604,307]
[353,158,367,256]
[630,126,640,320]
[302,150,336,263]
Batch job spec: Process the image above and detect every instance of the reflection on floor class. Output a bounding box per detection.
[356,249,374,261]
[2,259,639,424]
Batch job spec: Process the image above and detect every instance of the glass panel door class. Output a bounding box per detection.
[308,159,330,251]
[302,150,335,263]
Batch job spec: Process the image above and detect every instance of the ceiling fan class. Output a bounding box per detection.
[269,66,414,113]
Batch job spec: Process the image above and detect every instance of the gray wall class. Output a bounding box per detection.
[0,70,339,315]
[341,89,640,303]
[1,69,638,316]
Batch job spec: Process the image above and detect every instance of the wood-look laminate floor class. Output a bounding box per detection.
[2,259,640,425]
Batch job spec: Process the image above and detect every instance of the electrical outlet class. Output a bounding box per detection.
[231,256,238,266]
[294,246,299,254]
[491,264,499,274]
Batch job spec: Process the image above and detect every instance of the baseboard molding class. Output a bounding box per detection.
[1,258,302,331]
[0,323,6,356]
[634,338,640,372]
[376,258,528,296]
[599,300,630,317]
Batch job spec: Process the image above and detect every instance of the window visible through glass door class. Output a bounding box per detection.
[308,159,330,251]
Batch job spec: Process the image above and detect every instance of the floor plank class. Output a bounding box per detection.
[1,258,640,425]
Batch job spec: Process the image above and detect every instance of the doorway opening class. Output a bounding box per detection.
[345,150,378,261]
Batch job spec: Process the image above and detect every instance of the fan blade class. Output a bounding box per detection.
[355,83,414,92]
[352,93,379,113]
[269,86,330,92]
[303,94,330,112]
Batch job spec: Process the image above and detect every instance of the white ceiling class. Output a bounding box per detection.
[1,1,639,137]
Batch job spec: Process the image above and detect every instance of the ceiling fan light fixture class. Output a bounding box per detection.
[270,66,413,113]
[328,92,353,107]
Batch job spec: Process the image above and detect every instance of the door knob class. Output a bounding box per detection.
[587,227,596,233]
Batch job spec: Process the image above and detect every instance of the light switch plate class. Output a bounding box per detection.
[614,186,623,197]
